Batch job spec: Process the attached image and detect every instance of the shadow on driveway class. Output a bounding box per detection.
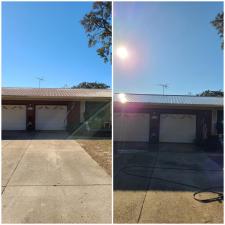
[2,131,111,140]
[113,142,223,223]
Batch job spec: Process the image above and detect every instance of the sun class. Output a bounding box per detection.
[116,46,129,60]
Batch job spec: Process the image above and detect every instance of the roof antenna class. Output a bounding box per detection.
[36,77,44,88]
[63,84,69,88]
[158,83,168,95]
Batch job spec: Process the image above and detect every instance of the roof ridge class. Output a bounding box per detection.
[114,92,223,98]
[2,87,111,91]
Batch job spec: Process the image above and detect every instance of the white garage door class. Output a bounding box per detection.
[114,113,150,142]
[2,105,26,130]
[36,105,67,130]
[159,114,196,143]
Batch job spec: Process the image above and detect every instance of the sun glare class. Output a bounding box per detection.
[116,46,129,60]
[118,93,127,104]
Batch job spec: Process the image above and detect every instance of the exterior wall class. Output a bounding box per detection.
[80,101,85,123]
[211,110,217,135]
[67,102,80,131]
[149,112,160,143]
[217,110,223,135]
[26,104,35,130]
[114,102,217,143]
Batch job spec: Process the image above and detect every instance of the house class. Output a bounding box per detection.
[114,93,223,144]
[2,87,111,135]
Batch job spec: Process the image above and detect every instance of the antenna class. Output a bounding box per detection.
[36,77,44,88]
[158,83,168,95]
[63,84,69,89]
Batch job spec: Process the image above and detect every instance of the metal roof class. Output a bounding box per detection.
[114,93,223,107]
[2,87,112,99]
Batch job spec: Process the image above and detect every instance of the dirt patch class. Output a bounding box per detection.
[77,139,112,176]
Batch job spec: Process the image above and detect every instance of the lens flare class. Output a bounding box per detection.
[116,46,129,60]
[118,93,127,104]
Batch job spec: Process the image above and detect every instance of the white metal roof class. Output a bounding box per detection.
[114,93,223,107]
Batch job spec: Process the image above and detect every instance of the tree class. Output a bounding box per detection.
[197,90,223,97]
[71,82,110,89]
[81,2,112,63]
[211,12,224,49]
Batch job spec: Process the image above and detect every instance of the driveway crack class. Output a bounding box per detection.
[2,141,32,195]
[137,150,160,223]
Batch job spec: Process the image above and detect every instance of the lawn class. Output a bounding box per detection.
[77,139,112,176]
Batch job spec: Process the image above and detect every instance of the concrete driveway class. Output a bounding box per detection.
[114,143,223,223]
[2,133,112,223]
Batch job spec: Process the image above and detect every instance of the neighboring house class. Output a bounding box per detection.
[114,93,223,144]
[2,87,111,135]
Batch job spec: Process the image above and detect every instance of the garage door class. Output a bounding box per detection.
[2,105,26,130]
[36,105,67,130]
[159,114,196,143]
[114,113,150,142]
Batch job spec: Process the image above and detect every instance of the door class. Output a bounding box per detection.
[114,112,150,142]
[35,105,67,130]
[2,105,26,130]
[159,114,196,143]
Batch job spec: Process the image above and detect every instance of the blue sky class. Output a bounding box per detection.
[2,2,111,88]
[114,2,223,95]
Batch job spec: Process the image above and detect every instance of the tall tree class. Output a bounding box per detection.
[71,82,110,89]
[197,90,223,97]
[81,2,112,63]
[211,12,224,49]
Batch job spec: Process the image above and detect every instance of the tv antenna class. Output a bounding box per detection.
[36,77,44,88]
[158,83,168,95]
[63,84,69,88]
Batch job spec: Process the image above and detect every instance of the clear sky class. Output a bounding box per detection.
[114,2,223,95]
[2,2,111,88]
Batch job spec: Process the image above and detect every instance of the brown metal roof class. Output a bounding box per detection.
[2,87,111,100]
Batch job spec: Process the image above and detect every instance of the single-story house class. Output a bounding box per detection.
[114,93,223,144]
[2,87,111,135]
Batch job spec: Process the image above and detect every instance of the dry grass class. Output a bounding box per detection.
[77,139,112,176]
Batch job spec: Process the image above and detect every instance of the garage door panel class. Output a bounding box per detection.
[2,105,26,130]
[159,114,196,143]
[36,105,67,130]
[114,113,150,142]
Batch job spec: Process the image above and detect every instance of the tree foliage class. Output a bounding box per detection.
[197,90,223,97]
[211,12,224,49]
[71,82,110,89]
[81,2,112,63]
